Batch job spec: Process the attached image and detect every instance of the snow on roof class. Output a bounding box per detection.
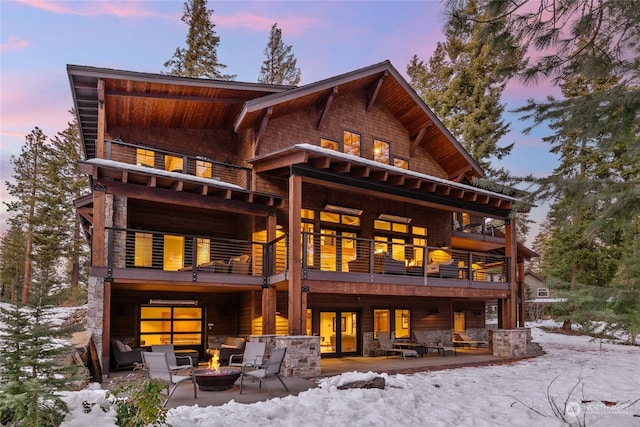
[294,143,519,202]
[84,158,244,190]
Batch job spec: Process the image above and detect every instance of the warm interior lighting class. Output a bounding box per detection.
[148,299,198,306]
[377,213,412,223]
[324,204,363,216]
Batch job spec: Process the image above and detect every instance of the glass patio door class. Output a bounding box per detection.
[319,311,359,356]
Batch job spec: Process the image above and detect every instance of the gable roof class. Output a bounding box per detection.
[235,60,484,180]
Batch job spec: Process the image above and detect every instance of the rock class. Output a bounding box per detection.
[337,376,385,390]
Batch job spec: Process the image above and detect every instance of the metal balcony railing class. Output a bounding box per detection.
[104,139,252,190]
[301,232,509,282]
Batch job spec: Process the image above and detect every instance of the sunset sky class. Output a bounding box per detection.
[0,1,558,243]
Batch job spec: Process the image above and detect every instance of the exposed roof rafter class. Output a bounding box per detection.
[254,107,272,155]
[409,121,432,157]
[366,70,387,112]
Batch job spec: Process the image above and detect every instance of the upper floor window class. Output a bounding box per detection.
[343,130,360,156]
[136,148,154,167]
[165,155,184,173]
[374,139,389,164]
[394,157,409,170]
[321,138,339,151]
[196,160,212,178]
[537,288,549,298]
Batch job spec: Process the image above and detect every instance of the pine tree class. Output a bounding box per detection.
[0,225,27,302]
[0,299,81,426]
[164,0,235,80]
[258,23,301,86]
[407,0,522,173]
[49,110,90,296]
[4,128,52,304]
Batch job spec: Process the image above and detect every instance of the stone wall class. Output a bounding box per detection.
[87,276,105,378]
[249,334,321,377]
[489,329,527,357]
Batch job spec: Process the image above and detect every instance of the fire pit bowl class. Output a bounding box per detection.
[194,367,242,391]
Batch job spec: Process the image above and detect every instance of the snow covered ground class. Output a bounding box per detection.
[54,316,639,427]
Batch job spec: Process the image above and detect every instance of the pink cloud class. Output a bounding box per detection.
[217,12,318,36]
[0,35,30,53]
[17,0,175,19]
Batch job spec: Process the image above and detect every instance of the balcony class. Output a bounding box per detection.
[103,139,252,190]
[97,228,509,292]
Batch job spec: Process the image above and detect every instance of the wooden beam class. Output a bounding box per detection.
[505,218,518,328]
[435,185,451,196]
[351,166,370,178]
[252,150,309,173]
[449,166,472,182]
[366,71,387,112]
[254,107,272,155]
[91,190,106,267]
[311,157,331,169]
[172,180,183,192]
[370,170,388,182]
[121,170,128,183]
[405,178,421,189]
[317,86,338,130]
[332,162,351,173]
[409,121,432,157]
[387,175,405,186]
[262,214,278,334]
[288,175,303,335]
[200,185,208,196]
[106,90,245,104]
[147,175,156,188]
[97,79,105,159]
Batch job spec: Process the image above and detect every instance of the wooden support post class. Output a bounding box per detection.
[288,175,303,335]
[261,213,277,334]
[518,261,526,327]
[505,218,518,329]
[97,79,105,159]
[92,190,105,268]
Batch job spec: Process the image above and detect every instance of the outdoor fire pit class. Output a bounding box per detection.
[194,349,242,391]
[194,367,242,391]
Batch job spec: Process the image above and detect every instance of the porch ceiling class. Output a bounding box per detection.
[249,144,522,218]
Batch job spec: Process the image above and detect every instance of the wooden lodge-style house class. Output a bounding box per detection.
[68,61,535,377]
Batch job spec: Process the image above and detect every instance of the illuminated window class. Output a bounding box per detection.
[301,209,315,220]
[301,222,314,267]
[375,220,408,233]
[321,211,360,226]
[373,309,390,339]
[394,157,408,169]
[411,226,428,266]
[165,155,184,173]
[139,306,202,347]
[136,148,154,167]
[343,130,360,156]
[196,238,210,266]
[374,139,389,164]
[163,235,184,271]
[321,138,339,151]
[196,160,212,178]
[395,309,410,338]
[134,233,153,267]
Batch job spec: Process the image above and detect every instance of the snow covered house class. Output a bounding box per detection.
[68,61,535,376]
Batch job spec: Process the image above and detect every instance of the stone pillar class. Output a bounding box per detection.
[87,276,105,376]
[489,329,527,357]
[249,335,321,377]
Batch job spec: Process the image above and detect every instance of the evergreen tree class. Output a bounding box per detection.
[0,300,81,426]
[0,225,26,302]
[407,0,523,173]
[164,0,235,80]
[258,23,301,86]
[49,110,90,296]
[4,128,52,304]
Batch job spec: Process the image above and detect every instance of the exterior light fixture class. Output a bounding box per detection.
[324,204,363,216]
[148,299,198,306]
[377,213,412,223]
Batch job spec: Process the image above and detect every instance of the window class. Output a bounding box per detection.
[320,138,339,151]
[373,309,390,339]
[320,211,360,226]
[343,130,360,156]
[393,157,409,169]
[374,139,389,164]
[196,160,212,178]
[163,235,184,271]
[134,232,153,267]
[537,288,549,298]
[139,306,202,347]
[410,226,428,267]
[196,238,210,266]
[136,148,154,167]
[395,309,410,338]
[165,155,184,173]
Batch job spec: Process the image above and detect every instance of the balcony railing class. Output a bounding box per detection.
[101,228,507,285]
[104,139,252,190]
[301,232,509,283]
[105,228,288,278]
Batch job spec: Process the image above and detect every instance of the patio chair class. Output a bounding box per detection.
[141,351,197,407]
[229,341,266,368]
[239,347,289,396]
[377,332,418,359]
[454,331,489,348]
[151,344,195,372]
[412,330,456,357]
[110,339,143,371]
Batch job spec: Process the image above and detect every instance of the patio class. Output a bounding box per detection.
[104,346,542,409]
